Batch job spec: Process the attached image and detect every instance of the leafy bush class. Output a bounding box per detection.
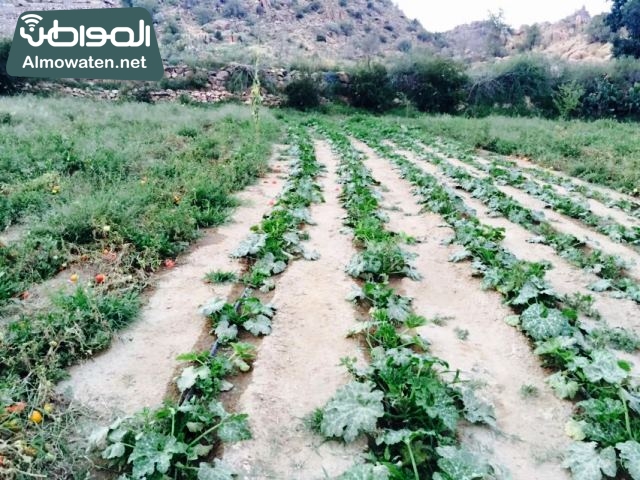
[193,5,215,25]
[467,56,556,117]
[348,64,394,112]
[222,0,248,18]
[284,76,321,110]
[391,57,468,114]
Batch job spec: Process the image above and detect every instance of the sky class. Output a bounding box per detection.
[394,0,612,32]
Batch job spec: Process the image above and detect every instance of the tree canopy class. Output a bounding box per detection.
[607,0,640,58]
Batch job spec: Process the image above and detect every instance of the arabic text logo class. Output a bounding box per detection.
[19,19,151,48]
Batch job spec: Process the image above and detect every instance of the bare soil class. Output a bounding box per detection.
[223,141,365,479]
[354,139,573,480]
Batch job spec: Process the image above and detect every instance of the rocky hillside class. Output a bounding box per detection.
[0,1,612,64]
[437,7,611,62]
[0,0,433,64]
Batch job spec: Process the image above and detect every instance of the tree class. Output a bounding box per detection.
[607,0,640,58]
[486,9,510,57]
[391,58,469,114]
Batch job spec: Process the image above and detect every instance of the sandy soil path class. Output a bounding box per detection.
[222,141,365,479]
[353,139,572,480]
[58,151,288,415]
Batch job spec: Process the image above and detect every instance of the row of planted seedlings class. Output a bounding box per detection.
[469,145,640,222]
[90,127,325,479]
[473,146,640,222]
[427,138,640,249]
[361,121,640,305]
[311,123,500,480]
[345,123,640,480]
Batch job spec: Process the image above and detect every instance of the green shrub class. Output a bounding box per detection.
[348,64,394,112]
[285,76,321,111]
[467,56,556,117]
[391,57,468,114]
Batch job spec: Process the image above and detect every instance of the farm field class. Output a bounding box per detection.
[1,97,640,480]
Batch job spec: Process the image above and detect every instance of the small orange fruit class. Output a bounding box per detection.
[95,274,106,284]
[29,410,43,424]
[70,274,79,283]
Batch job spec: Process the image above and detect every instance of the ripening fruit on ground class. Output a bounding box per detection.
[95,274,106,284]
[70,274,79,283]
[5,402,26,414]
[164,259,176,269]
[29,410,43,424]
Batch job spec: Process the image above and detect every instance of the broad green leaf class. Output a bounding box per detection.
[88,426,109,450]
[546,372,579,400]
[449,249,472,263]
[520,304,568,341]
[129,433,187,478]
[565,419,587,441]
[243,314,272,336]
[320,381,384,443]
[617,441,640,480]
[232,233,266,257]
[535,336,577,356]
[176,365,210,393]
[577,350,629,385]
[186,422,205,433]
[191,445,213,459]
[417,387,459,432]
[589,279,613,293]
[563,442,617,480]
[386,295,412,323]
[460,387,496,426]
[433,446,490,480]
[338,464,390,480]
[197,459,235,480]
[102,442,126,460]
[217,414,251,443]
[504,315,520,327]
[512,280,545,305]
[376,429,413,446]
[200,298,227,317]
[214,321,238,344]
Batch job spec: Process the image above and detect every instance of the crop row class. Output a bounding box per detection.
[356,121,640,305]
[429,140,640,250]
[345,122,640,480]
[312,123,498,480]
[468,145,640,222]
[91,127,325,479]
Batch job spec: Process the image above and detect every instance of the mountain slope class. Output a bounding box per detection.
[0,0,433,64]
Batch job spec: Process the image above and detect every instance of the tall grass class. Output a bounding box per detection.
[377,113,640,194]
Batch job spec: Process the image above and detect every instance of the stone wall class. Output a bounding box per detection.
[22,63,351,106]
